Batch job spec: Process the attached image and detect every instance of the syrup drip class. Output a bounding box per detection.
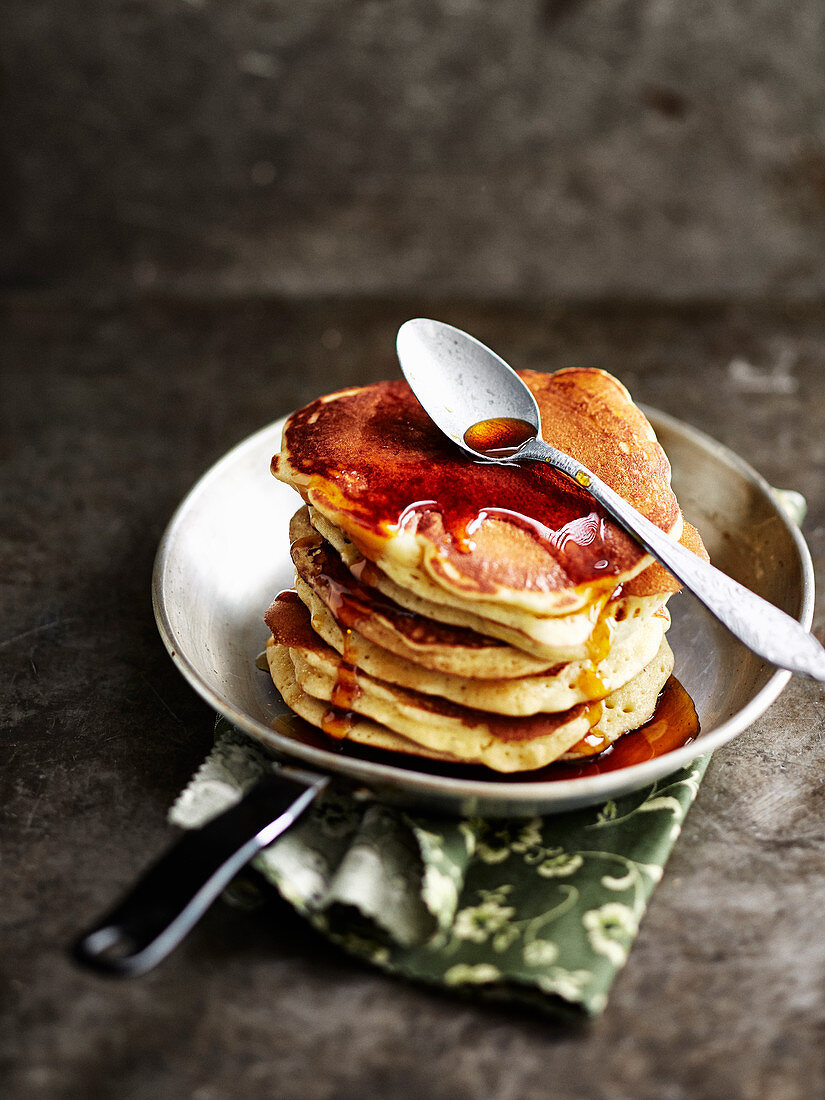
[577,665,608,702]
[584,700,604,729]
[318,562,372,633]
[321,627,361,740]
[585,610,616,663]
[463,417,536,458]
[320,707,353,740]
[296,535,385,634]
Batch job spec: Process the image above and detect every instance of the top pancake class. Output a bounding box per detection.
[273,368,682,616]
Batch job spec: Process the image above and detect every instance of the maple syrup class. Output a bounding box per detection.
[463,417,536,458]
[264,590,360,741]
[331,632,360,700]
[322,642,361,738]
[585,604,617,663]
[324,622,363,740]
[320,706,354,740]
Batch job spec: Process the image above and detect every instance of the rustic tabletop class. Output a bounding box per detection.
[3,296,825,1099]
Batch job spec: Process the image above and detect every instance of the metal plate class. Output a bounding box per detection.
[153,409,814,817]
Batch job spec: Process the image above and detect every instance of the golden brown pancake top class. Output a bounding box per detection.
[274,369,681,603]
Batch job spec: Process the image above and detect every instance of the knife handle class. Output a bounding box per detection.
[72,769,328,976]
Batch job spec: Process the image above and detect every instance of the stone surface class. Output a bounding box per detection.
[2,297,825,1098]
[3,2,825,298]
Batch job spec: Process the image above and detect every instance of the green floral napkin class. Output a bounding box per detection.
[171,720,711,1019]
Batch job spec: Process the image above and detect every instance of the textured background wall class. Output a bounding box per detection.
[3,0,825,298]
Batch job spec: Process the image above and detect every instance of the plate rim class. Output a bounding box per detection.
[152,406,815,813]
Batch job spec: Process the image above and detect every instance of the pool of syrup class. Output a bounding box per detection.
[530,676,699,781]
[463,416,536,458]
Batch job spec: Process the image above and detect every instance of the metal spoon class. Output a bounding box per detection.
[397,317,825,680]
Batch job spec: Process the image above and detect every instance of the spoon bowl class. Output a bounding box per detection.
[397,318,541,457]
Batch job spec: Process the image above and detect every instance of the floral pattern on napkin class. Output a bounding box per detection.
[171,720,712,1018]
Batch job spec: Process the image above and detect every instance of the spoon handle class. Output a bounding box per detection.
[518,437,825,680]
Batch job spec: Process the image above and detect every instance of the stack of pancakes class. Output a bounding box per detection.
[264,367,708,773]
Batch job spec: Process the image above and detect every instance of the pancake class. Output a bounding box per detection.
[297,580,671,715]
[290,504,580,673]
[307,506,621,658]
[267,641,473,765]
[264,593,675,773]
[273,369,683,620]
[287,506,674,712]
[298,505,705,663]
